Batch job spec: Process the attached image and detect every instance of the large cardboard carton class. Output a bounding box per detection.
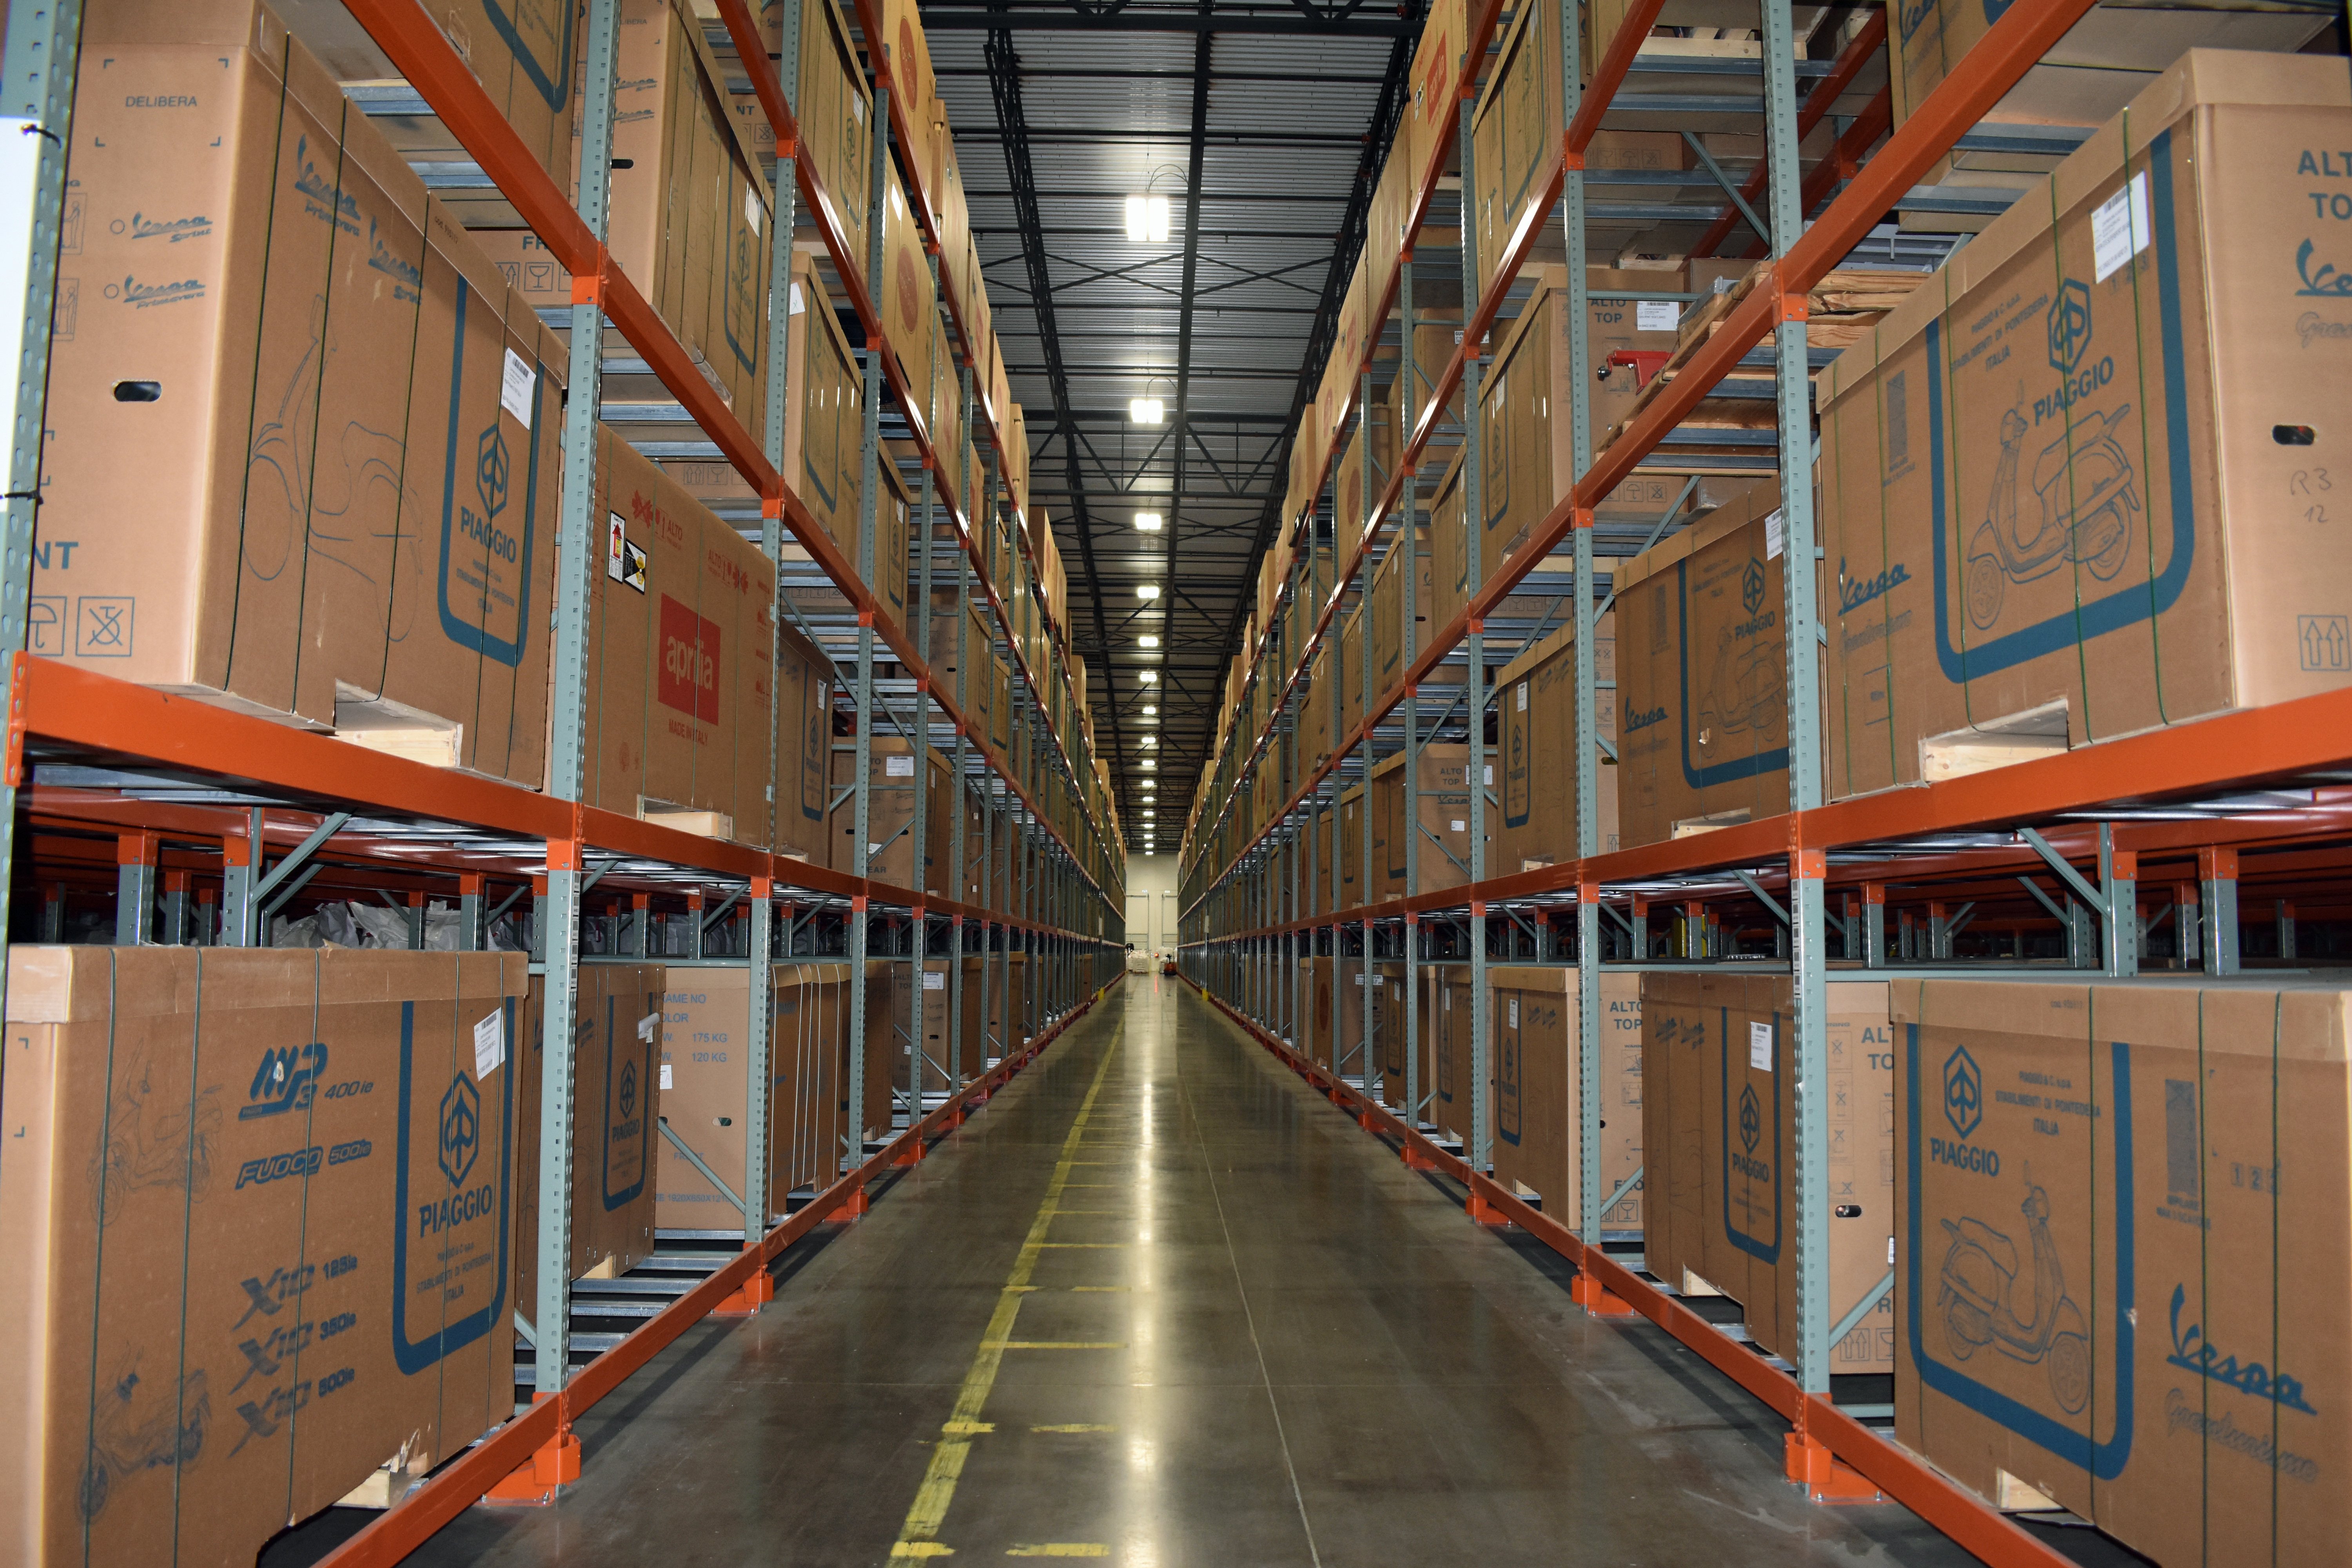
[1893,975,2352,1563]
[783,249,867,569]
[1326,958,1387,1080]
[772,962,858,1193]
[880,167,938,440]
[771,0,872,272]
[1641,973,1895,1373]
[773,619,834,863]
[514,964,665,1321]
[1370,744,1473,901]
[1399,0,1468,209]
[1496,614,1619,870]
[1615,483,1792,844]
[1426,964,1477,1144]
[911,958,989,1086]
[581,428,777,843]
[0,947,525,1566]
[1338,782,1367,911]
[44,0,560,783]
[828,738,957,898]
[1820,52,2352,801]
[471,0,772,442]
[1490,966,1643,1230]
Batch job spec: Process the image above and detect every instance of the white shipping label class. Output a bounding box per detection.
[638,1011,661,1043]
[886,754,915,777]
[500,347,537,430]
[924,970,946,990]
[1749,1021,1774,1072]
[789,281,806,316]
[1635,300,1680,332]
[1516,681,1529,711]
[1764,509,1784,560]
[2092,172,2151,284]
[473,1009,506,1079]
[660,1063,674,1091]
[746,187,762,234]
[1483,764,1494,786]
[1508,997,1519,1027]
[1450,819,1466,833]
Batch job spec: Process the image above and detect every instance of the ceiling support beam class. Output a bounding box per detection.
[1159,0,1216,824]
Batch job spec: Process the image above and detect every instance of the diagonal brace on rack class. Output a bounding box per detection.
[1681,132,1771,251]
[2019,827,2104,913]
[252,812,353,905]
[1731,870,1789,928]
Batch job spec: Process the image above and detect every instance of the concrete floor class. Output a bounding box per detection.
[352,976,2013,1566]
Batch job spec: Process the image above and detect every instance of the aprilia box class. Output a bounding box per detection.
[1615,483,1793,845]
[44,0,561,784]
[514,964,666,1322]
[1495,613,1619,871]
[583,428,777,844]
[0,947,525,1567]
[1641,972,1895,1373]
[1892,976,2352,1564]
[1818,51,2352,799]
[1490,966,1643,1231]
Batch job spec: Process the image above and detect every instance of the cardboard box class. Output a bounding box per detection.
[911,957,989,1086]
[781,249,867,570]
[1819,51,2352,802]
[1338,782,1367,911]
[1615,481,1792,844]
[1328,958,1393,1081]
[43,0,559,784]
[880,0,950,203]
[1400,0,1468,210]
[1426,964,1477,1144]
[1496,613,1620,869]
[652,962,858,1228]
[1893,975,2352,1561]
[581,427,777,843]
[0,947,525,1567]
[1490,966,1643,1230]
[1370,744,1473,900]
[1370,526,1435,714]
[773,0,873,280]
[880,167,938,443]
[514,964,665,1322]
[471,0,772,444]
[828,738,957,898]
[1640,972,1894,1372]
[774,619,834,864]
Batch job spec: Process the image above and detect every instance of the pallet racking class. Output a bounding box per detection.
[0,0,1128,1537]
[1178,2,2352,1561]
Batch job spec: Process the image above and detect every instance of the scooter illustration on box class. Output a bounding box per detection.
[1936,1165,2092,1416]
[1965,401,2141,631]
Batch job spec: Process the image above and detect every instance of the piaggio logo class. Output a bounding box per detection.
[657,594,722,722]
[240,1043,327,1120]
[1738,1082,1762,1154]
[438,1071,480,1189]
[2047,279,2093,373]
[1943,1045,1983,1140]
[1742,557,1766,616]
[476,426,510,519]
[617,1060,639,1123]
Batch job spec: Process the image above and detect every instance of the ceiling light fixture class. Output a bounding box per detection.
[1138,635,1160,649]
[1138,669,1157,682]
[1141,704,1156,715]
[1133,512,1163,531]
[1129,396,1163,425]
[1124,192,1171,243]
[1135,584,1160,601]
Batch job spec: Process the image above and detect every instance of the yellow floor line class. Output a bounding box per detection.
[985,1340,1127,1350]
[889,1025,1123,1560]
[1005,1547,1109,1558]
[1030,1423,1116,1433]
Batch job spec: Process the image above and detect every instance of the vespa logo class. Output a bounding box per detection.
[437,1072,480,1189]
[475,426,510,520]
[1742,557,1767,617]
[240,1043,327,1120]
[1738,1083,1762,1154]
[1944,1045,1984,1140]
[2167,1282,2318,1414]
[2293,238,2352,298]
[1837,557,1912,615]
[2047,279,2094,374]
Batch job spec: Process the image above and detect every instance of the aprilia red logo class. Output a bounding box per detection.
[658,595,720,721]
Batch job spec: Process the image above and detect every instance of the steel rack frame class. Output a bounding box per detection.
[1171,2,2352,1566]
[0,0,1127,1545]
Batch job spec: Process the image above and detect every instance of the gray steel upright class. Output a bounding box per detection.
[1563,0,1607,1244]
[0,0,85,997]
[910,269,940,1110]
[1760,0,1831,1397]
[949,434,986,1090]
[744,0,805,1254]
[1352,368,1370,1100]
[846,87,891,1166]
[1458,106,1491,1181]
[1392,263,1414,1114]
[532,0,624,1396]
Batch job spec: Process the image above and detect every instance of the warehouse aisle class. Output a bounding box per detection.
[389,977,1974,1567]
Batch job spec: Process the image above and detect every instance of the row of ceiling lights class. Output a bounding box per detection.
[1123,182,1179,853]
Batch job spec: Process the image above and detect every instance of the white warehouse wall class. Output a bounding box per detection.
[1122,855,1179,962]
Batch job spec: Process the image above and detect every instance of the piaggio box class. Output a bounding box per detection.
[1614,483,1793,845]
[472,0,772,443]
[44,0,559,784]
[514,964,666,1323]
[769,0,872,277]
[1490,966,1643,1231]
[653,963,859,1229]
[1425,964,1478,1145]
[1641,972,1895,1374]
[0,947,524,1568]
[581,427,777,844]
[1495,612,1620,871]
[1892,975,2352,1563]
[1818,51,2352,801]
